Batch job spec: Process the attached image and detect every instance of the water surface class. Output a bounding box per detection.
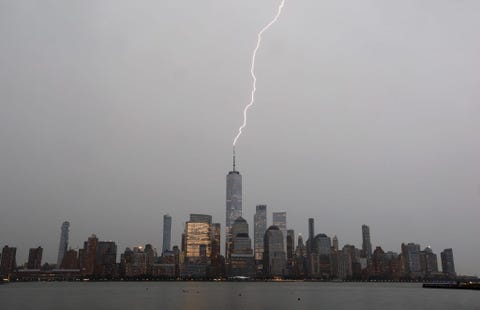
[1,281,478,310]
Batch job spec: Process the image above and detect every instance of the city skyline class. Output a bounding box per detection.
[0,210,467,277]
[1,0,479,276]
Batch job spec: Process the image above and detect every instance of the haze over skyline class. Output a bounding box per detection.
[1,0,479,275]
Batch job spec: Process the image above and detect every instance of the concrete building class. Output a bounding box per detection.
[57,221,70,268]
[162,214,172,253]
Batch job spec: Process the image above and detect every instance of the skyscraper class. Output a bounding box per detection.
[0,246,16,276]
[27,246,43,269]
[273,211,287,252]
[362,224,372,259]
[57,221,70,267]
[162,214,172,253]
[95,241,117,278]
[308,218,314,254]
[230,217,255,276]
[226,152,242,259]
[287,229,295,261]
[441,248,456,276]
[333,235,339,251]
[210,223,221,260]
[80,234,98,276]
[185,214,212,258]
[254,204,267,261]
[401,243,421,276]
[263,225,286,276]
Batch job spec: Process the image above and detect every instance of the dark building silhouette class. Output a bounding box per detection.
[263,225,286,277]
[95,241,117,278]
[162,214,172,253]
[362,225,372,259]
[79,234,98,276]
[57,221,70,267]
[61,249,79,269]
[441,248,456,276]
[0,246,16,277]
[27,247,43,269]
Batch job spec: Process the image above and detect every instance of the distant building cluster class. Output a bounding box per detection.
[0,163,464,281]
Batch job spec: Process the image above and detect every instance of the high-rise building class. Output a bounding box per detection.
[79,234,98,276]
[308,218,314,254]
[57,221,70,267]
[185,214,212,258]
[287,229,295,261]
[27,246,43,269]
[61,249,79,269]
[162,214,172,253]
[361,225,372,259]
[226,152,242,259]
[95,241,117,278]
[254,204,267,261]
[421,246,438,275]
[0,246,16,276]
[401,243,421,277]
[272,211,287,252]
[441,248,455,276]
[211,223,221,260]
[263,226,286,277]
[333,235,339,251]
[230,217,255,276]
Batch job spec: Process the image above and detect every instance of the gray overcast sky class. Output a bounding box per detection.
[1,0,479,275]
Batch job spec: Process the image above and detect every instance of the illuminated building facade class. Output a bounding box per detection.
[185,214,212,259]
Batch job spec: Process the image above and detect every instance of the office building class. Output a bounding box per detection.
[27,246,43,269]
[226,153,242,259]
[263,225,286,277]
[230,217,255,276]
[162,214,172,253]
[185,214,212,258]
[362,225,372,259]
[441,248,456,276]
[57,221,70,268]
[0,246,16,276]
[254,204,267,261]
[272,211,287,252]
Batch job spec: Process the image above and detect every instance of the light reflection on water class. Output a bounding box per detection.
[1,281,479,310]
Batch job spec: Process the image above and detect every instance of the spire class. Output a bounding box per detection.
[232,146,236,171]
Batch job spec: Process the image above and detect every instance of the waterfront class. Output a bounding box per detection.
[1,282,479,310]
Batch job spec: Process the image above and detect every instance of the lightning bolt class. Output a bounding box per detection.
[233,0,286,146]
